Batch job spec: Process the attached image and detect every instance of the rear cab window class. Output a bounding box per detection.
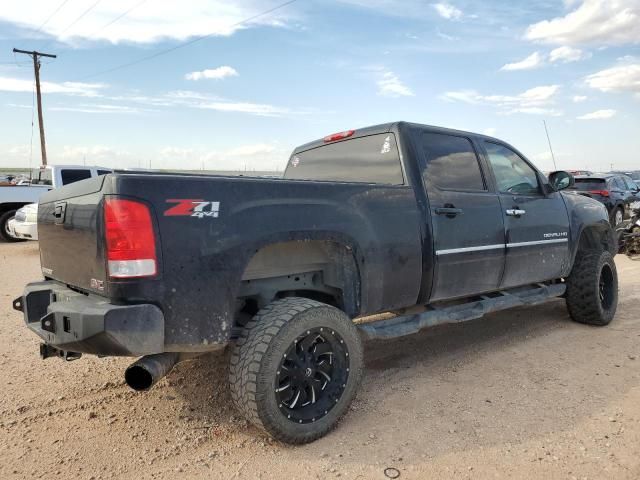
[60,169,92,185]
[31,168,52,185]
[284,133,404,184]
[572,178,607,191]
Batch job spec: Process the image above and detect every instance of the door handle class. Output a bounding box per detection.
[505,208,526,217]
[53,202,66,224]
[435,206,463,218]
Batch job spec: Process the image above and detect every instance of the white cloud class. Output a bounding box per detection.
[501,52,545,71]
[443,84,562,115]
[0,75,303,117]
[432,3,463,20]
[49,104,148,114]
[377,71,414,97]
[483,127,497,136]
[185,66,238,81]
[549,46,590,63]
[0,76,106,97]
[0,0,296,45]
[572,95,588,102]
[585,63,640,95]
[577,109,616,119]
[196,101,292,117]
[525,0,640,46]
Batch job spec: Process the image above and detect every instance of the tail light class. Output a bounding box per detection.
[104,198,157,278]
[323,130,355,143]
[589,190,610,197]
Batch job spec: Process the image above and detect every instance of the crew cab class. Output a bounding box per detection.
[0,165,111,241]
[14,122,618,444]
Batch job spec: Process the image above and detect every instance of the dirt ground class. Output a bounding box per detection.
[1,241,640,480]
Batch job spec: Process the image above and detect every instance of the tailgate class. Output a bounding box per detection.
[38,176,108,294]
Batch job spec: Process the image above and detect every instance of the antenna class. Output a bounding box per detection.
[543,120,557,171]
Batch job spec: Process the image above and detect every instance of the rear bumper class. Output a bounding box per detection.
[14,281,165,356]
[8,220,38,240]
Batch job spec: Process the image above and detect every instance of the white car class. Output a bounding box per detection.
[7,203,38,241]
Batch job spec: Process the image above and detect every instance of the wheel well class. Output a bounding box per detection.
[235,240,360,325]
[0,203,28,215]
[578,225,615,254]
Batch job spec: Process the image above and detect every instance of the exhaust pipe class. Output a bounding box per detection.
[125,352,180,391]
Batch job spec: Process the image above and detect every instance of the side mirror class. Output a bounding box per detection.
[548,170,575,191]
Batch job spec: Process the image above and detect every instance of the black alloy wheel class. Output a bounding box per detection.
[275,327,349,424]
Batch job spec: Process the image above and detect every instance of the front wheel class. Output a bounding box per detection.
[229,297,363,444]
[565,249,618,326]
[0,210,25,242]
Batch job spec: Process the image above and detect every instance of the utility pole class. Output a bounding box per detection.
[543,120,557,171]
[13,48,57,166]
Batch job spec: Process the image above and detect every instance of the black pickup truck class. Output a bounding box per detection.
[14,122,618,444]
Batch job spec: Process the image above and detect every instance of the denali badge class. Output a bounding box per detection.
[42,267,53,276]
[543,232,568,239]
[164,199,220,218]
[90,278,105,291]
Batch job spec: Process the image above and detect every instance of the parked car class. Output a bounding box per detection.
[15,122,617,444]
[0,165,112,242]
[7,203,38,240]
[569,173,640,226]
[609,170,640,182]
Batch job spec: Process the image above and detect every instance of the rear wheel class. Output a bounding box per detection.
[565,249,618,326]
[0,210,24,242]
[229,297,363,444]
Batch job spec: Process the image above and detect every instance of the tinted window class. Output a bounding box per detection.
[484,142,540,195]
[97,169,111,176]
[612,177,626,191]
[284,134,403,184]
[573,178,606,191]
[621,176,637,190]
[422,133,485,190]
[60,169,92,185]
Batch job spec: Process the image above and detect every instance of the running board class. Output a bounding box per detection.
[358,283,566,341]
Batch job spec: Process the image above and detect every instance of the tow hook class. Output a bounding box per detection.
[40,344,82,361]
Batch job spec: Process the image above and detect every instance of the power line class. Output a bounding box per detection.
[76,0,299,81]
[30,0,73,38]
[43,0,103,47]
[93,0,147,36]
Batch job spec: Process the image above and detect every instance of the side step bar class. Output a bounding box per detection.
[358,283,566,341]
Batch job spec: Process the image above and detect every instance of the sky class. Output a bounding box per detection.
[0,0,638,172]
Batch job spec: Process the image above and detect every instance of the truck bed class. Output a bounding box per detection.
[37,171,424,352]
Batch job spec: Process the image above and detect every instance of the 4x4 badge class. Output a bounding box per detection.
[164,199,220,218]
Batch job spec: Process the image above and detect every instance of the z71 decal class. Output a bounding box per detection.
[164,199,220,218]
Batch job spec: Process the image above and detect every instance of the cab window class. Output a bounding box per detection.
[60,169,92,185]
[484,142,540,195]
[422,133,486,191]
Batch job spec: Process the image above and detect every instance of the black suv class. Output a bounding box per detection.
[571,173,640,225]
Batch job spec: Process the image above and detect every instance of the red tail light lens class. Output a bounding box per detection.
[104,198,157,278]
[589,190,610,197]
[323,130,355,143]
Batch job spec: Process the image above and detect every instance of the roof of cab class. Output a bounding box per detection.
[291,121,500,155]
